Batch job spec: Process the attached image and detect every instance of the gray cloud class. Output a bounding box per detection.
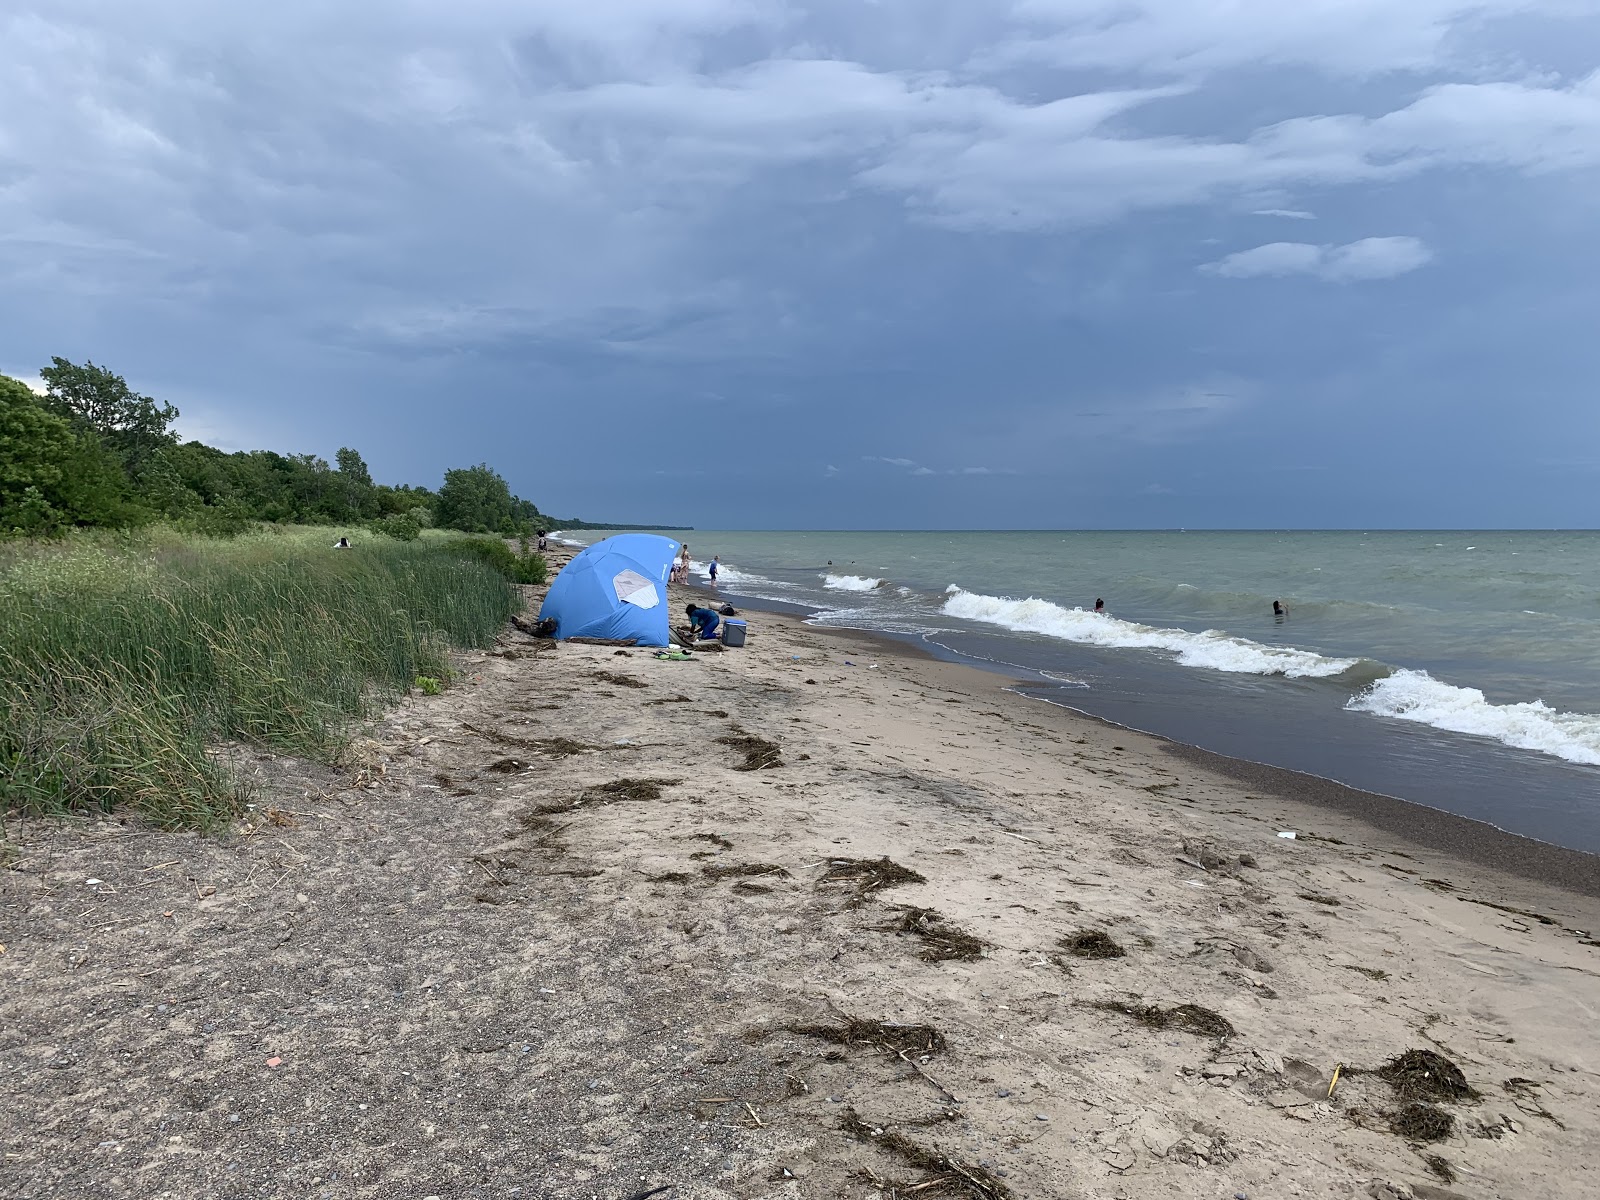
[993,0,1543,76]
[1202,236,1434,281]
[1,1,1596,527]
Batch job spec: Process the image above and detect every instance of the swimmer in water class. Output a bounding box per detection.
[1272,599,1287,621]
[1093,598,1105,613]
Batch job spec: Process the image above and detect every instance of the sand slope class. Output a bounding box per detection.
[3,578,1598,1200]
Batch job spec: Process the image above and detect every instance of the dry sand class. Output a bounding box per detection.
[4,566,1599,1200]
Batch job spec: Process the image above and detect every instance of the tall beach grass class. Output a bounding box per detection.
[0,526,521,830]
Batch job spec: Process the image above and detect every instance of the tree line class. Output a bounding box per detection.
[2,358,558,540]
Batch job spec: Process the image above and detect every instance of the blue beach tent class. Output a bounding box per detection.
[537,534,681,646]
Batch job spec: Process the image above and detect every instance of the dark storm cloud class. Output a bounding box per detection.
[3,0,1598,526]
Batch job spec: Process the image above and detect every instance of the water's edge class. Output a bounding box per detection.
[712,585,1600,898]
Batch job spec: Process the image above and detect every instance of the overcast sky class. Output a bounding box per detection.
[4,1,1599,528]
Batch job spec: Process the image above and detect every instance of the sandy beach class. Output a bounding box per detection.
[4,562,1599,1200]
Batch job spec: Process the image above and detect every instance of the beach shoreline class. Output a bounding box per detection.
[704,582,1600,903]
[4,561,1598,1198]
[649,528,1600,857]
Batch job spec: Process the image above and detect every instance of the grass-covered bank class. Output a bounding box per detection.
[0,527,525,831]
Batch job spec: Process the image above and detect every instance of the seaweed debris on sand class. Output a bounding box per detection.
[839,1109,1010,1200]
[1376,1049,1477,1102]
[1087,1000,1235,1039]
[787,1015,947,1057]
[1059,929,1126,959]
[877,906,987,963]
[817,856,927,905]
[717,732,783,771]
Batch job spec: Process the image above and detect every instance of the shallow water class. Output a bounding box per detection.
[564,529,1600,852]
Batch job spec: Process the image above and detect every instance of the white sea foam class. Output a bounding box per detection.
[1347,670,1600,766]
[688,559,802,604]
[823,574,885,592]
[941,586,1357,678]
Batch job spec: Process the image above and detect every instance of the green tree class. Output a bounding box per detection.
[334,447,375,518]
[334,447,373,488]
[38,357,178,474]
[1,375,131,534]
[436,463,518,533]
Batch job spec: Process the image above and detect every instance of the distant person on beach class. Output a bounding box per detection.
[537,531,548,552]
[1093,598,1104,613]
[1273,599,1287,621]
[685,603,720,641]
[708,555,720,586]
[675,544,690,584]
[333,536,351,549]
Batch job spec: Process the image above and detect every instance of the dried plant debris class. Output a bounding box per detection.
[487,757,529,774]
[839,1109,1010,1200]
[464,723,594,757]
[1343,965,1390,981]
[817,856,927,905]
[512,814,570,855]
[531,777,682,815]
[1377,1049,1477,1102]
[702,862,790,882]
[1299,892,1342,907]
[528,736,593,757]
[648,871,694,884]
[1390,1102,1455,1142]
[1423,1154,1458,1183]
[1087,1000,1235,1040]
[1459,896,1557,925]
[1060,929,1126,959]
[1502,1077,1565,1128]
[592,670,648,689]
[692,832,734,849]
[717,732,783,771]
[788,1016,947,1057]
[877,906,987,963]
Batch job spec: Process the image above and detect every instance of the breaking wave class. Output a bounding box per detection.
[1347,670,1600,766]
[688,559,801,603]
[941,586,1358,678]
[823,574,886,592]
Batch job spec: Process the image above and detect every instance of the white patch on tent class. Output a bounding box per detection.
[613,569,660,610]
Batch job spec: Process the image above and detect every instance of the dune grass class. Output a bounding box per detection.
[0,526,521,830]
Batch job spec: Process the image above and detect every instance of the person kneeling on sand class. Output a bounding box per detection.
[685,603,721,641]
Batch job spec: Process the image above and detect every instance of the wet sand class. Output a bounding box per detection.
[3,566,1598,1199]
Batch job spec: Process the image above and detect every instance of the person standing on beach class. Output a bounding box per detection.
[708,556,720,587]
[674,544,690,584]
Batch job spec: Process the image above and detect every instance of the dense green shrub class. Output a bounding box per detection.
[371,513,422,542]
[449,536,548,585]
